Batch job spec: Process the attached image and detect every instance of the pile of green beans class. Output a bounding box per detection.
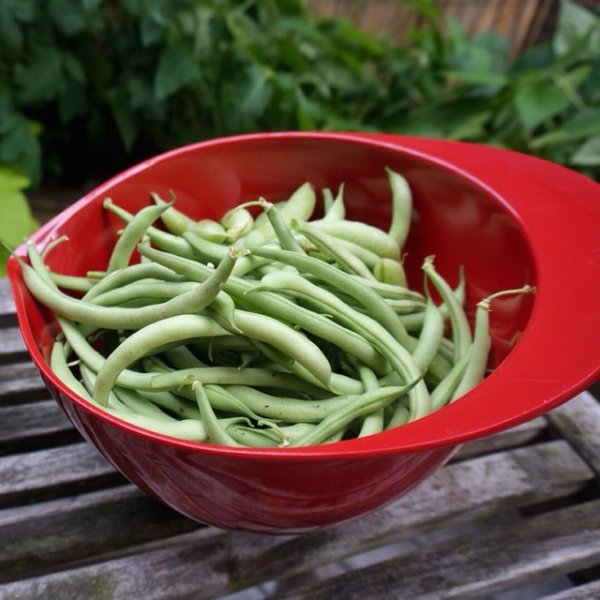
[22,169,533,447]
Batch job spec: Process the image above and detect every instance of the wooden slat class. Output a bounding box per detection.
[0,279,16,325]
[277,499,600,600]
[0,440,590,597]
[0,442,123,507]
[0,327,27,363]
[0,399,75,449]
[455,416,546,460]
[546,392,600,476]
[544,580,600,600]
[0,361,46,403]
[0,485,201,582]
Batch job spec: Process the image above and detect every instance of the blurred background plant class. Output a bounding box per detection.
[1,0,599,273]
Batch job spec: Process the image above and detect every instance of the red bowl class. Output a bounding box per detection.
[8,132,600,533]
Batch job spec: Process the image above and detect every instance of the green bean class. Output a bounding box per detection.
[422,256,472,363]
[373,257,407,287]
[220,384,351,422]
[412,299,445,372]
[261,199,304,253]
[311,219,400,260]
[137,244,389,373]
[337,239,380,268]
[26,167,526,449]
[116,413,209,440]
[82,262,183,301]
[203,384,279,421]
[321,184,345,221]
[25,241,57,288]
[386,167,413,249]
[150,366,324,395]
[429,347,472,410]
[93,314,231,406]
[90,280,197,306]
[192,335,256,352]
[451,285,534,401]
[24,247,242,330]
[238,182,316,247]
[105,200,172,272]
[347,275,424,302]
[79,362,134,414]
[56,317,157,390]
[356,364,385,437]
[137,389,201,419]
[194,219,229,242]
[290,385,411,447]
[151,191,196,235]
[213,306,332,385]
[386,403,411,429]
[50,340,94,402]
[182,230,228,263]
[228,421,318,448]
[49,272,97,293]
[248,246,412,348]
[162,345,207,369]
[253,271,430,420]
[195,381,249,447]
[112,386,175,420]
[248,338,363,395]
[385,298,427,314]
[220,205,254,241]
[103,198,196,258]
[294,218,375,280]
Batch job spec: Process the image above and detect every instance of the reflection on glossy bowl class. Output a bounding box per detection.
[8,132,600,533]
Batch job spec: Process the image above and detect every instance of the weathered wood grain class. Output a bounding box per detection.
[0,442,123,507]
[0,327,28,363]
[0,440,590,598]
[0,485,201,582]
[543,579,600,599]
[546,392,600,477]
[0,278,16,326]
[0,399,75,450]
[455,417,546,460]
[276,499,600,600]
[0,360,46,403]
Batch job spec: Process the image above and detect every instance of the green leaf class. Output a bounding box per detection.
[396,100,491,140]
[218,64,273,132]
[15,47,64,104]
[62,52,86,84]
[531,108,600,149]
[0,113,42,183]
[140,14,164,46]
[554,0,600,58]
[82,0,104,11]
[49,0,87,36]
[154,40,199,100]
[446,70,508,86]
[571,136,600,166]
[0,168,37,276]
[0,0,23,50]
[107,89,138,151]
[514,80,571,131]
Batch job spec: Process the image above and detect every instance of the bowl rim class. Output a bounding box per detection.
[8,131,600,460]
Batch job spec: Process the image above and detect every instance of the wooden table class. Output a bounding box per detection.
[2,276,600,599]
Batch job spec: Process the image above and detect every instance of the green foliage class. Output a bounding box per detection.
[0,168,37,276]
[1,0,600,189]
[392,0,600,179]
